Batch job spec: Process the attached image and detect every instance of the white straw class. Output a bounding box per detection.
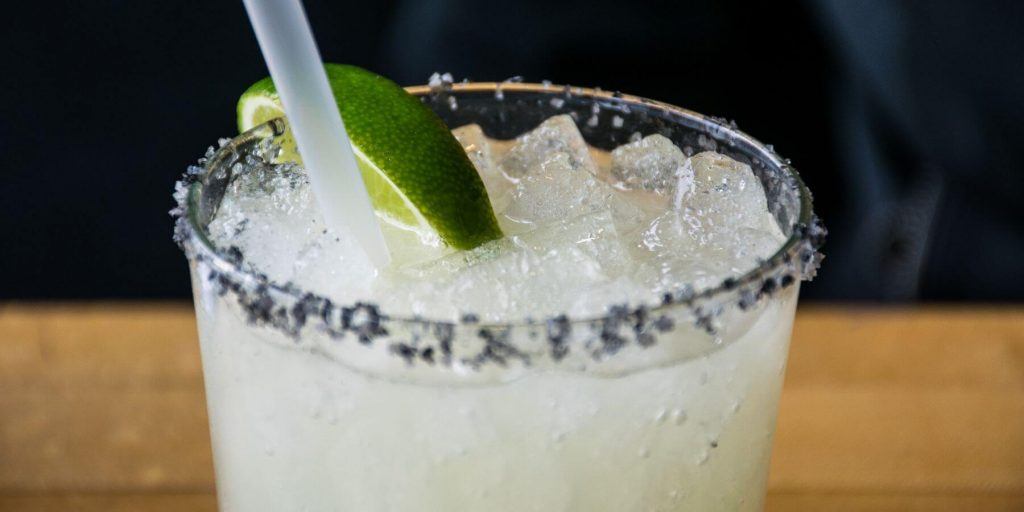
[242,0,391,268]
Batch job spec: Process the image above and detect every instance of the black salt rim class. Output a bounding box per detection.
[171,82,825,364]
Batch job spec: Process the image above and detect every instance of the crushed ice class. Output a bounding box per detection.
[205,113,788,322]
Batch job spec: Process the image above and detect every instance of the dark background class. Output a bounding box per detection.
[2,1,1021,301]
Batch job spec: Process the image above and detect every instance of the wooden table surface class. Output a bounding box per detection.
[1,303,1022,511]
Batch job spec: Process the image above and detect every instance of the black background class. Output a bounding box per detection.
[2,1,1021,301]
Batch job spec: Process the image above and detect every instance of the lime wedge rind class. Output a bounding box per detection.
[237,64,502,250]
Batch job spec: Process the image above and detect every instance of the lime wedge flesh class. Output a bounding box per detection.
[237,64,502,250]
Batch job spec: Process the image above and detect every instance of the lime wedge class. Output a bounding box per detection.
[237,64,502,250]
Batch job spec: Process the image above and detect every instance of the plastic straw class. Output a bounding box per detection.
[242,0,391,268]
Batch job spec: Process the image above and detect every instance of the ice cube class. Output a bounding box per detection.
[683,151,772,231]
[625,183,785,294]
[728,226,787,270]
[498,115,595,180]
[606,190,652,234]
[626,210,728,292]
[392,210,629,321]
[512,209,629,274]
[625,150,786,290]
[502,152,612,227]
[480,210,630,319]
[610,134,688,194]
[640,256,724,294]
[451,124,513,212]
[496,116,615,228]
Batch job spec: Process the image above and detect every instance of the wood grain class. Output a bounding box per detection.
[1,303,1022,511]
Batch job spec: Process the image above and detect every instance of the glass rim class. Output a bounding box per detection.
[177,81,824,332]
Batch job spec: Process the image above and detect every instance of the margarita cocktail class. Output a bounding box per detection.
[174,71,824,511]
